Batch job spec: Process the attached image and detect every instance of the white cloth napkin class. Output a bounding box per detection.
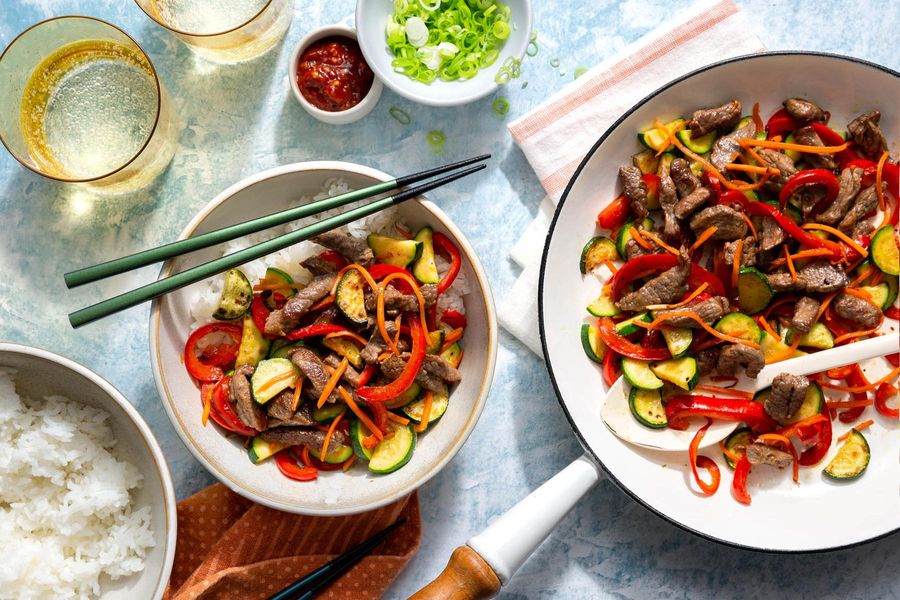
[501,0,765,356]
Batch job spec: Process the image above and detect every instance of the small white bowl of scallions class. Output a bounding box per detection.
[355,0,532,107]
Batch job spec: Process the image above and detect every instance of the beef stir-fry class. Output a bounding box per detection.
[580,97,899,504]
[183,224,468,480]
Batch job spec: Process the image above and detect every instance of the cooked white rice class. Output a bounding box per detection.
[190,177,469,328]
[0,368,155,600]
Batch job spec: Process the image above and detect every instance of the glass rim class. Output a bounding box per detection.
[0,15,163,184]
[133,0,276,38]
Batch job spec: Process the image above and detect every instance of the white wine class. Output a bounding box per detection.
[155,0,270,34]
[20,40,159,180]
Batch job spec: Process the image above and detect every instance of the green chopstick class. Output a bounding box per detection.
[68,163,485,328]
[64,154,490,288]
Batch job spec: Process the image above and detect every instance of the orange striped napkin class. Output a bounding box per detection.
[164,484,420,600]
[501,0,765,355]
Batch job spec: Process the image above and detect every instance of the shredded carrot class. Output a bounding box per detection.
[690,227,718,251]
[629,226,654,250]
[363,434,379,449]
[415,391,434,433]
[330,263,380,296]
[256,370,298,396]
[870,270,884,285]
[739,213,757,240]
[801,223,868,258]
[386,412,410,425]
[763,296,799,320]
[819,366,900,393]
[833,326,882,345]
[639,230,680,256]
[815,291,838,321]
[765,334,801,364]
[737,138,768,169]
[320,409,345,460]
[642,311,760,348]
[877,190,896,231]
[670,134,767,192]
[875,151,889,212]
[395,224,413,239]
[653,118,686,157]
[731,238,744,289]
[201,388,211,426]
[826,398,873,410]
[393,314,403,348]
[719,439,745,464]
[442,327,464,347]
[324,330,369,347]
[308,294,335,313]
[838,420,874,441]
[725,163,780,176]
[317,357,348,408]
[739,138,849,154]
[757,433,792,448]
[784,245,797,283]
[603,259,619,275]
[291,378,304,412]
[645,282,709,311]
[844,287,875,302]
[378,271,429,354]
[693,385,753,400]
[757,315,779,340]
[341,454,356,471]
[376,351,392,363]
[751,102,763,133]
[338,386,384,440]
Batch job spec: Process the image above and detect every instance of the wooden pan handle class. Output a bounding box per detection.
[409,545,501,600]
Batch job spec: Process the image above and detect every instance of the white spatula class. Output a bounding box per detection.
[601,334,899,451]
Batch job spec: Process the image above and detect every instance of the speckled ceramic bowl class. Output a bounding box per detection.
[150,161,497,516]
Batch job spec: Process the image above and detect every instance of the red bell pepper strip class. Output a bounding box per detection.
[732,455,753,505]
[665,395,774,431]
[184,322,243,383]
[739,200,843,260]
[776,413,833,466]
[208,376,259,436]
[440,309,467,330]
[368,400,389,433]
[886,306,900,321]
[596,194,632,230]
[275,449,318,481]
[809,122,861,171]
[602,349,621,387]
[608,253,726,300]
[356,314,426,402]
[875,382,899,419]
[596,318,669,361]
[433,232,462,294]
[716,190,749,207]
[285,323,349,341]
[764,108,798,140]
[368,263,416,293]
[319,250,348,270]
[838,366,870,424]
[689,419,721,495]
[356,364,376,387]
[250,294,278,340]
[701,172,722,201]
[778,169,840,211]
[643,174,660,207]
[887,353,900,367]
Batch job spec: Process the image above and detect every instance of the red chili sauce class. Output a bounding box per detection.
[296,36,374,112]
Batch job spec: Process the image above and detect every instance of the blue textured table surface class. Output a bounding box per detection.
[2,1,898,598]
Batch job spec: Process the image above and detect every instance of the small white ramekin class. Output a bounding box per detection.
[288,25,383,125]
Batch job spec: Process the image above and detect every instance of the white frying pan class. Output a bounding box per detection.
[412,53,900,599]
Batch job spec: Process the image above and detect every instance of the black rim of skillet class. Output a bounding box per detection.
[538,51,900,554]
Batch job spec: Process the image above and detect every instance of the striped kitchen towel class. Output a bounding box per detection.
[501,0,764,355]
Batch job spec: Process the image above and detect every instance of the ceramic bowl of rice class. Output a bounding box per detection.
[150,161,497,515]
[0,343,176,600]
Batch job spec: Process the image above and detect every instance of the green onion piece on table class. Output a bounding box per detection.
[389,106,411,125]
[427,130,446,154]
[550,57,560,68]
[526,31,539,57]
[574,66,588,79]
[492,97,510,116]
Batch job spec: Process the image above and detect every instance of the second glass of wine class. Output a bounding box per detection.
[134,0,293,64]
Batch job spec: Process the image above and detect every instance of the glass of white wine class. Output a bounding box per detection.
[0,16,178,193]
[134,0,293,64]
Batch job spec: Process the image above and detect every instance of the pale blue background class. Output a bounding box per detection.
[1,1,898,598]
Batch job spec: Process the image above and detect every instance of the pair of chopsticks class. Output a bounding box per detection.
[266,518,407,600]
[65,155,489,328]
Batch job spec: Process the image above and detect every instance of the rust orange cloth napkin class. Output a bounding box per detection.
[164,484,421,600]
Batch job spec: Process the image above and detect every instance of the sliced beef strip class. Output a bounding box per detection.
[312,231,373,265]
[312,306,339,326]
[301,254,339,276]
[669,158,702,198]
[266,388,297,421]
[689,205,748,241]
[792,125,837,170]
[616,248,690,312]
[658,160,682,243]
[261,427,346,453]
[833,292,882,328]
[837,183,881,234]
[746,443,794,468]
[230,364,267,431]
[759,215,786,252]
[695,347,721,377]
[718,344,765,378]
[364,283,438,312]
[323,353,365,387]
[791,297,821,334]
[710,120,756,171]
[654,296,729,327]
[797,260,849,293]
[266,390,314,427]
[380,353,461,393]
[847,111,888,159]
[756,248,781,272]
[674,187,711,221]
[765,373,809,421]
[757,149,798,192]
[782,98,826,123]
[624,238,652,261]
[852,218,875,239]
[619,166,649,223]
[360,321,398,364]
[766,271,801,293]
[289,347,341,404]
[687,99,742,137]
[797,186,827,220]
[265,274,336,336]
[723,236,757,268]
[817,167,863,226]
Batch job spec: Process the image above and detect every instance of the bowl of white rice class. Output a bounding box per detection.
[0,343,176,600]
[150,161,497,515]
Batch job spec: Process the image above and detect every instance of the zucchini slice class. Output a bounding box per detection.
[714,312,762,344]
[367,233,422,267]
[350,419,374,461]
[312,403,345,423]
[580,236,619,274]
[660,327,692,358]
[621,358,664,390]
[235,314,270,368]
[214,269,253,320]
[675,128,716,154]
[335,269,367,326]
[638,118,686,152]
[615,312,652,336]
[439,342,463,369]
[871,225,899,276]
[632,149,659,175]
[885,274,899,309]
[402,386,449,425]
[615,218,654,257]
[722,427,753,470]
[580,324,607,364]
[586,290,620,317]
[268,340,304,360]
[753,381,823,426]
[629,388,667,429]
[384,382,421,409]
[322,336,364,369]
[368,423,417,474]
[858,283,890,310]
[310,443,354,464]
[787,322,834,350]
[650,357,698,391]
[248,436,287,464]
[426,330,445,354]
[823,429,870,481]
[739,267,774,314]
[760,331,803,363]
[412,226,440,284]
[250,358,299,404]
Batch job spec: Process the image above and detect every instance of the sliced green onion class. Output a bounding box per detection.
[526,30,539,56]
[574,66,588,79]
[427,130,446,154]
[550,57,560,68]
[521,81,528,88]
[389,106,411,125]
[492,97,509,116]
